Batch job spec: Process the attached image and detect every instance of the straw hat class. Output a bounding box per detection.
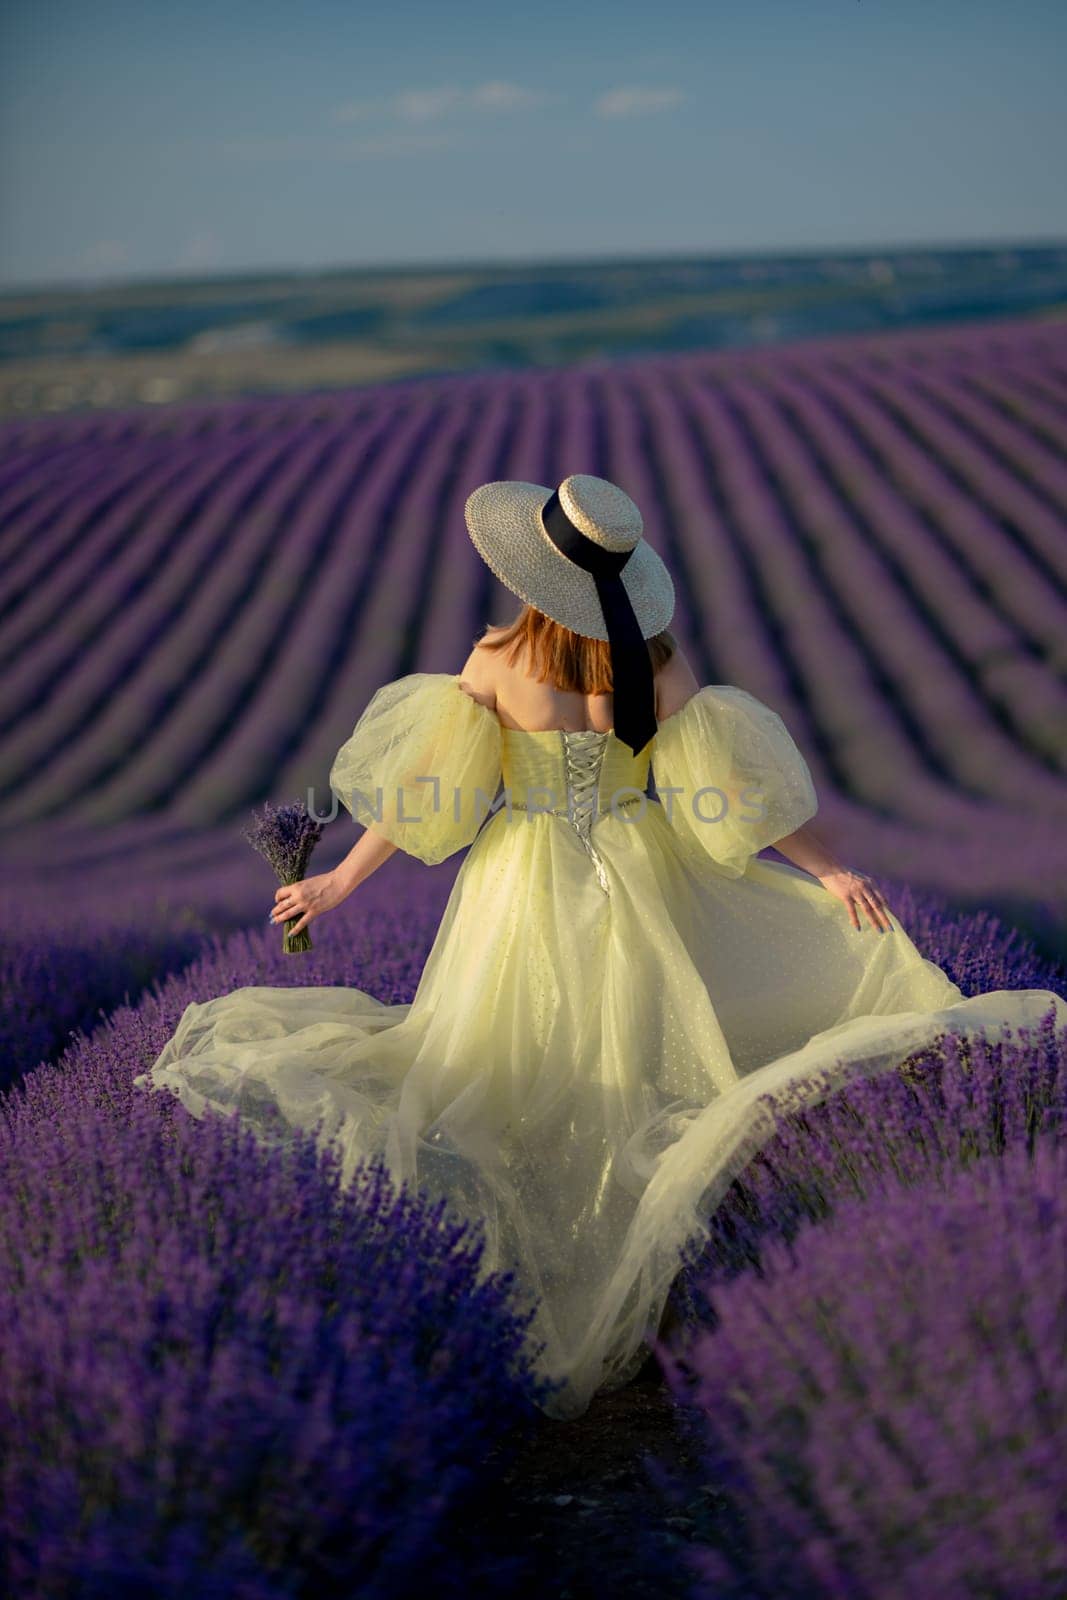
[463,474,675,641]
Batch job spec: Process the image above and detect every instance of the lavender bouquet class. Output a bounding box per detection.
[243,799,324,954]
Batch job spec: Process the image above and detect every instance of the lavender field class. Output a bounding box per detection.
[2,311,1064,860]
[2,310,1067,1595]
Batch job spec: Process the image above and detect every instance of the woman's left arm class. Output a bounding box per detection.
[771,820,842,879]
[772,823,894,932]
[271,828,401,936]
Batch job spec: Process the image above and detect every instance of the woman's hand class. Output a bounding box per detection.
[270,871,347,937]
[816,866,894,932]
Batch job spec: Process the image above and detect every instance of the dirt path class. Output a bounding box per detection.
[459,1352,725,1598]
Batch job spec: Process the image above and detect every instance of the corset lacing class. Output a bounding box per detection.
[507,730,642,895]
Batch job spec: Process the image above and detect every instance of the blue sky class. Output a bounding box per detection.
[1,0,1065,289]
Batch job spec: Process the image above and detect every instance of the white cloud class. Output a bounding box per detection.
[594,86,686,118]
[469,81,545,112]
[330,81,545,127]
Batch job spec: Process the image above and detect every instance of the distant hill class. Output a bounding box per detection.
[1,242,1065,418]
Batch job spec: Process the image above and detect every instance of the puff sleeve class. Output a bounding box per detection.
[329,673,503,865]
[651,685,818,878]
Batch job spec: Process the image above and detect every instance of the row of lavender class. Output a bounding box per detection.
[651,1001,1067,1599]
[3,889,1065,1596]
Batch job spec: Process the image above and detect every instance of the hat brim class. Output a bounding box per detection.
[464,480,675,642]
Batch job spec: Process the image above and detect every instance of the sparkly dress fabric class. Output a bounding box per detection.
[134,673,1067,1420]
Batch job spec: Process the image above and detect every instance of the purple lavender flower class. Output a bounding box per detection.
[641,1008,1067,1599]
[243,798,324,954]
[0,955,558,1595]
[662,1000,1066,1335]
[651,1131,1067,1600]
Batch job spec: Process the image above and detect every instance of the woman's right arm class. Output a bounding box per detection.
[657,651,892,930]
[332,826,401,898]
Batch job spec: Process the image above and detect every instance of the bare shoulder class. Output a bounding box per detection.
[655,643,700,722]
[456,628,502,709]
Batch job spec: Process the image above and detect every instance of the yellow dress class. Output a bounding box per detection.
[135,673,1067,1421]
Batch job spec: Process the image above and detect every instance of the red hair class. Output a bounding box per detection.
[476,602,676,695]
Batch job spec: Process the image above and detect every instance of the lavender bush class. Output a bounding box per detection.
[0,908,560,1598]
[652,1131,1067,1600]
[641,1001,1067,1598]
[0,895,213,1095]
